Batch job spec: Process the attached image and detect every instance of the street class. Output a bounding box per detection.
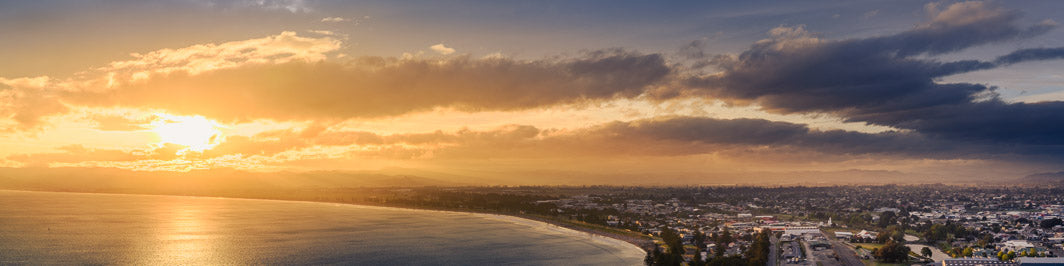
[768,235,778,266]
[824,230,863,266]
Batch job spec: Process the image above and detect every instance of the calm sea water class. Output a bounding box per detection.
[0,190,644,265]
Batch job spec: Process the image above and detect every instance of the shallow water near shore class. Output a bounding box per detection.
[0,190,644,265]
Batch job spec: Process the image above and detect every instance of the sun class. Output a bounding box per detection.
[150,113,223,152]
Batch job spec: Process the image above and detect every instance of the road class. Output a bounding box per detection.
[824,230,864,266]
[769,235,778,266]
[904,234,949,262]
[907,243,950,262]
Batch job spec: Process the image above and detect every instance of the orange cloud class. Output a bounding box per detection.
[69,49,670,122]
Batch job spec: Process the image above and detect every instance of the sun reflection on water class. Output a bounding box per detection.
[149,198,216,264]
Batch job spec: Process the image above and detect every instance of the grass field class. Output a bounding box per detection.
[854,243,886,250]
[861,259,907,266]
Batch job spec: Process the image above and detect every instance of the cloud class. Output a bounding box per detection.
[6,1,1064,168]
[68,48,670,122]
[240,0,311,13]
[430,43,456,55]
[321,17,348,23]
[101,31,340,81]
[320,15,371,25]
[994,47,1064,65]
[6,144,184,166]
[680,1,1064,146]
[1,32,344,128]
[89,114,152,131]
[0,77,68,130]
[9,114,1057,177]
[177,116,1034,163]
[863,10,878,18]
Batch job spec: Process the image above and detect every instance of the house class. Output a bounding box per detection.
[1002,240,1035,251]
[857,230,877,240]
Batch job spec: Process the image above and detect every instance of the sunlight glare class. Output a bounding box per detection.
[150,114,223,152]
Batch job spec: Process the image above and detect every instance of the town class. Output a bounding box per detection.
[271,185,1064,265]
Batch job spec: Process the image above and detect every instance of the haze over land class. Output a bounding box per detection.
[3,0,1064,187]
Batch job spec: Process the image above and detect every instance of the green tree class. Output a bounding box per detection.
[921,247,932,258]
[878,211,897,228]
[963,247,973,257]
[873,240,911,263]
[694,230,707,250]
[656,227,684,266]
[692,250,704,266]
[744,231,772,266]
[645,245,660,266]
[1040,218,1063,229]
[923,224,948,244]
[691,229,707,266]
[715,228,732,257]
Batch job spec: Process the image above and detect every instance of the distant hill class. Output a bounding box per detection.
[1023,171,1064,184]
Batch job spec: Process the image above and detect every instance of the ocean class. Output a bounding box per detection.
[0,190,644,265]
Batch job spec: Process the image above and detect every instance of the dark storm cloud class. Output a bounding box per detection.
[862,1,1054,57]
[682,1,1064,146]
[593,117,963,157]
[191,116,1007,160]
[995,47,1064,65]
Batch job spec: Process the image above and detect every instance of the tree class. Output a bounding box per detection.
[715,228,732,257]
[1040,218,1063,229]
[977,234,992,248]
[921,247,933,258]
[656,227,684,266]
[1016,218,1031,225]
[692,249,704,266]
[878,211,897,228]
[645,246,660,266]
[873,240,911,263]
[949,247,962,258]
[872,240,906,262]
[691,229,707,266]
[744,231,772,266]
[963,247,973,257]
[923,224,948,244]
[694,230,707,252]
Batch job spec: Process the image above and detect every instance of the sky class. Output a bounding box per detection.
[2,0,1064,186]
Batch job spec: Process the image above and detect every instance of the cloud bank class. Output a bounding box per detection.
[680,1,1064,147]
[3,1,1064,183]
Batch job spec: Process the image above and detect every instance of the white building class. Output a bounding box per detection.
[1002,240,1034,251]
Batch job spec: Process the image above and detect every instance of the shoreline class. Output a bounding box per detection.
[0,189,650,258]
[508,214,656,251]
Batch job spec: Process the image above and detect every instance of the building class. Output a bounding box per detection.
[784,226,820,235]
[1017,257,1064,265]
[941,258,1017,266]
[1002,240,1036,251]
[856,230,877,240]
[835,231,854,241]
